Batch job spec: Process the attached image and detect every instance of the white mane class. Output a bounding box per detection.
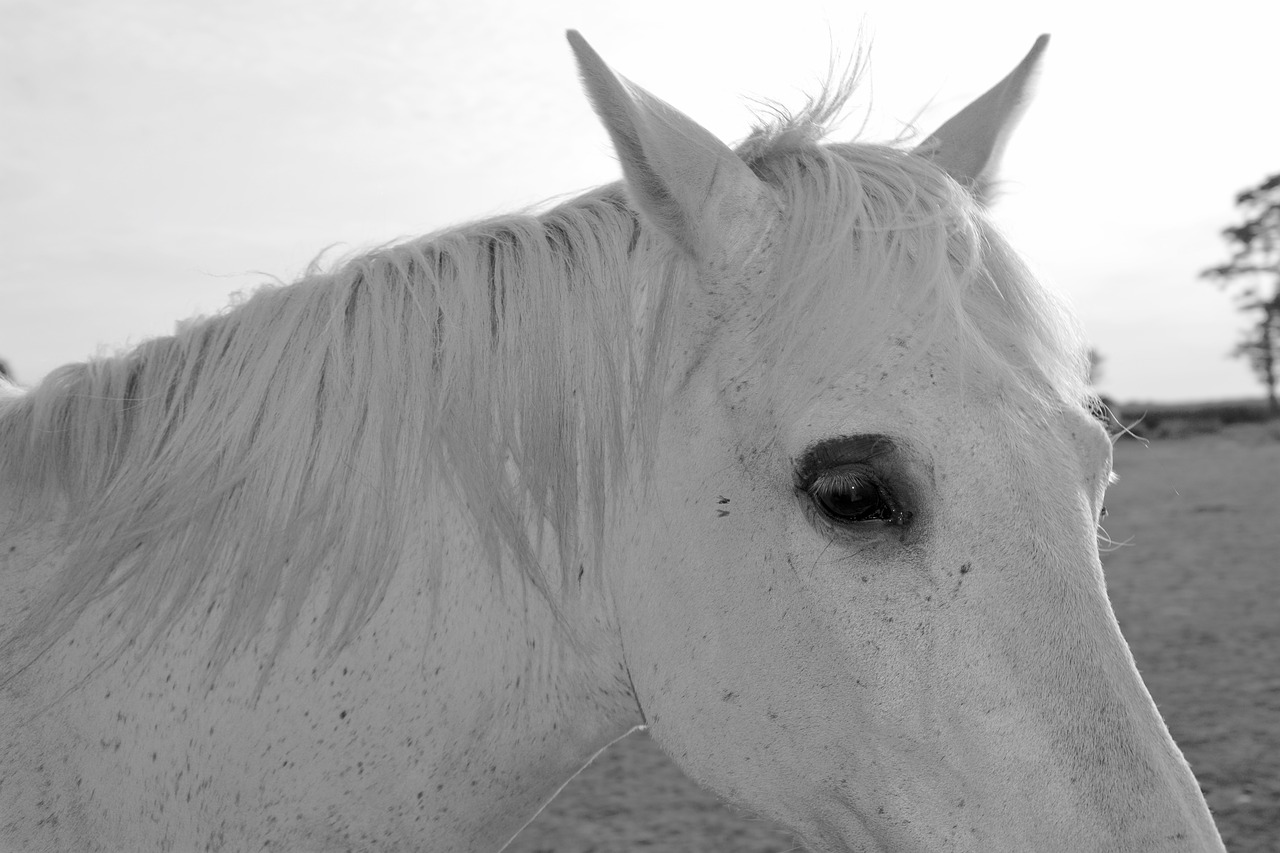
[0,82,1088,682]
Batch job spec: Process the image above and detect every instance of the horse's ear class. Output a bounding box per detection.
[567,31,776,263]
[916,35,1049,204]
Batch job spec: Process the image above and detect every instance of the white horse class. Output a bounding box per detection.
[0,31,1224,853]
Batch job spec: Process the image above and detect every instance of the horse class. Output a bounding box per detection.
[0,31,1225,853]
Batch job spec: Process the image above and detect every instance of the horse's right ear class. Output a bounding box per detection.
[916,35,1049,204]
[567,31,776,265]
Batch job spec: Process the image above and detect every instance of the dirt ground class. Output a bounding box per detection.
[507,424,1280,853]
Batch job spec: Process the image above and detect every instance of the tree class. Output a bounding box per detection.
[1201,172,1280,414]
[1087,348,1104,386]
[1085,348,1118,431]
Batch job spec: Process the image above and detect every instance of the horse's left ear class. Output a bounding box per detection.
[917,35,1049,204]
[567,30,776,264]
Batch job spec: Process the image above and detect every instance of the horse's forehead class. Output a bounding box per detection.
[746,300,961,403]
[785,343,964,438]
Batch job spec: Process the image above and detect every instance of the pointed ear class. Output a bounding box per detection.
[567,30,776,263]
[917,35,1049,204]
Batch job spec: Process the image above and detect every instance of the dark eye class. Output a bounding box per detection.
[807,468,909,526]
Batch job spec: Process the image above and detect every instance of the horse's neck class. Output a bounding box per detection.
[0,488,639,851]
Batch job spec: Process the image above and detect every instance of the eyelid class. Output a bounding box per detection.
[793,434,897,487]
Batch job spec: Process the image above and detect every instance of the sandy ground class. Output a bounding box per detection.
[507,424,1280,853]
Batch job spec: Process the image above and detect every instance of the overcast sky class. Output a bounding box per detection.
[3,0,1278,402]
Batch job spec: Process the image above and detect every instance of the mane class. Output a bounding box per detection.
[0,75,1088,685]
[0,187,687,682]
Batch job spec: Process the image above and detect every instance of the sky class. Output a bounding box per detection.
[2,0,1278,403]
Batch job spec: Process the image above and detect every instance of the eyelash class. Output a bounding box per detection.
[800,465,911,529]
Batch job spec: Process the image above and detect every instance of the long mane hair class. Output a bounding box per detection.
[0,81,1088,684]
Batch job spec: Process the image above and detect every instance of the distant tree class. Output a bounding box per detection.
[1084,347,1120,431]
[1201,172,1280,414]
[1087,348,1104,386]
[0,358,10,382]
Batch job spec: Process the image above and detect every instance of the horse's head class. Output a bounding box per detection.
[570,33,1224,852]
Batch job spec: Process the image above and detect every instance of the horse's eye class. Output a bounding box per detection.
[808,469,909,526]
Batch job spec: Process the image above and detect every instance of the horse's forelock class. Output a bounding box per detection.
[740,138,1089,422]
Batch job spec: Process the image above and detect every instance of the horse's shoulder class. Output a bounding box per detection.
[0,491,74,715]
[0,496,101,850]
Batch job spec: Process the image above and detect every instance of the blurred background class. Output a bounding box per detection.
[3,1,1276,851]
